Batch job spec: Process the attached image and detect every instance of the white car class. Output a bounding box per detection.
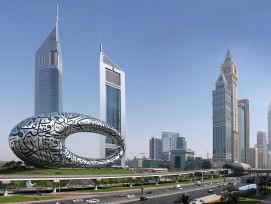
[208,189,213,193]
[192,199,204,204]
[127,194,135,198]
[86,199,99,203]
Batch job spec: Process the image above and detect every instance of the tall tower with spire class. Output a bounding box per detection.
[268,103,271,144]
[35,5,63,115]
[212,69,232,166]
[99,36,126,166]
[221,50,239,162]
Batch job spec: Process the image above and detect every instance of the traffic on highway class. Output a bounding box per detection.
[35,178,243,204]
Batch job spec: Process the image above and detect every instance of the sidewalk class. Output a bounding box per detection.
[198,194,221,203]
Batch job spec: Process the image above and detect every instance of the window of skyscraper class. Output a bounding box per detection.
[51,50,59,66]
[106,85,121,133]
[106,69,120,86]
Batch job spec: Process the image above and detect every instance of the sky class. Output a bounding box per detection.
[1,0,271,161]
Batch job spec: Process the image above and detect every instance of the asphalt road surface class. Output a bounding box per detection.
[37,179,244,204]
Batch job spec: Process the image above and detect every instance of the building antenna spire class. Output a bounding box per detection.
[56,3,59,26]
[100,32,103,52]
[55,2,59,41]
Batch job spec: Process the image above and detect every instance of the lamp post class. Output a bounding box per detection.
[223,169,226,183]
[194,174,196,199]
[140,153,145,198]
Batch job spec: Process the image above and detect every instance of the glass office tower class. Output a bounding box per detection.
[99,42,126,166]
[149,137,162,160]
[162,132,179,161]
[212,70,232,166]
[35,5,63,115]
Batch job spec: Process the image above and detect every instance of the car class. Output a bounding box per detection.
[140,196,148,201]
[192,199,204,204]
[208,189,213,193]
[146,191,152,194]
[119,194,127,197]
[218,185,221,187]
[127,194,135,198]
[204,184,208,187]
[72,199,83,203]
[86,199,99,203]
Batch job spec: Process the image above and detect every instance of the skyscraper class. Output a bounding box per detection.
[247,147,258,168]
[35,5,63,115]
[176,137,187,150]
[149,137,162,160]
[238,99,250,163]
[221,50,239,162]
[162,132,179,161]
[257,131,268,168]
[212,70,232,166]
[99,39,126,166]
[267,103,271,168]
[268,102,271,144]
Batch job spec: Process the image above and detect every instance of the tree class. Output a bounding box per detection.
[220,185,240,204]
[3,160,16,168]
[174,194,193,204]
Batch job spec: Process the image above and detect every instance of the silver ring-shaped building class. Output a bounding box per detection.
[9,112,125,168]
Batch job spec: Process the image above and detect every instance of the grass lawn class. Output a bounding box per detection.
[0,195,59,203]
[0,167,131,175]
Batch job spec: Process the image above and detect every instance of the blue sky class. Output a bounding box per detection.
[1,0,271,161]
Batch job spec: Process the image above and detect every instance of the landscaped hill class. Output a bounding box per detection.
[0,166,132,175]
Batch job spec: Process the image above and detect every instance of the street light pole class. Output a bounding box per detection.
[140,153,145,198]
[194,174,196,199]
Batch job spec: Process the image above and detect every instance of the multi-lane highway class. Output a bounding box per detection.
[35,178,242,204]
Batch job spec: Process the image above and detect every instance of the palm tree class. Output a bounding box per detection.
[174,193,193,204]
[220,184,239,204]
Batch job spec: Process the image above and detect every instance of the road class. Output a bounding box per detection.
[36,179,243,204]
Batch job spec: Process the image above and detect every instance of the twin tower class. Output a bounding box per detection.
[34,5,126,166]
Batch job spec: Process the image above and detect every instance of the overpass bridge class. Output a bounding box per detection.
[0,168,226,196]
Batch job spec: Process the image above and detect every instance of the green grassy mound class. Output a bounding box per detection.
[0,166,131,175]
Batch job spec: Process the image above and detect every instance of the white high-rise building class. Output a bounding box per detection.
[35,5,63,115]
[212,70,232,166]
[99,39,126,166]
[221,50,239,162]
[247,147,258,168]
[257,131,268,168]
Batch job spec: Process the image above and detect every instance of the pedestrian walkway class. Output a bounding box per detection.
[198,194,221,203]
